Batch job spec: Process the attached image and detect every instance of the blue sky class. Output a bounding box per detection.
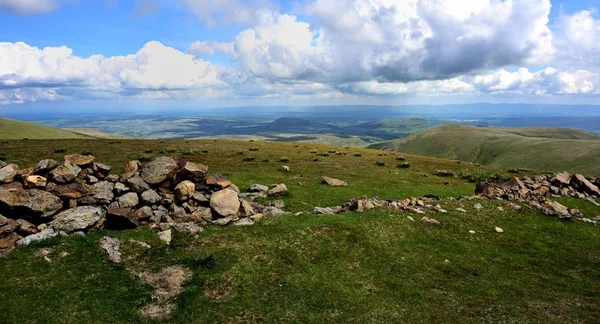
[0,0,599,109]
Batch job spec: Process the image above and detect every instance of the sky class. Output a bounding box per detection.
[0,0,599,109]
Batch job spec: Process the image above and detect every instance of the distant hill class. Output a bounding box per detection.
[0,117,86,139]
[369,125,600,174]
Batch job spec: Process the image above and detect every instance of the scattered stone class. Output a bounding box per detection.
[250,213,264,221]
[570,209,583,217]
[34,159,58,175]
[469,230,476,234]
[212,216,236,226]
[117,192,139,209]
[267,183,288,196]
[122,160,141,180]
[456,208,467,213]
[0,164,19,183]
[129,239,152,249]
[280,165,290,172]
[49,163,82,184]
[93,163,112,176]
[239,200,255,217]
[313,207,338,215]
[263,206,287,217]
[321,176,349,187]
[495,227,504,233]
[174,181,195,201]
[474,203,483,211]
[50,206,105,233]
[248,184,269,192]
[17,228,58,246]
[99,237,122,263]
[571,174,600,197]
[0,232,22,249]
[233,218,254,226]
[140,156,179,185]
[421,217,440,225]
[266,200,285,209]
[210,189,240,217]
[158,229,172,245]
[64,154,95,166]
[86,175,99,183]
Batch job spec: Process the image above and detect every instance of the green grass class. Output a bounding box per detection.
[369,125,600,175]
[0,117,86,139]
[0,139,599,323]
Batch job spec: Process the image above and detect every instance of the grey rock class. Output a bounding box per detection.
[100,237,122,263]
[267,200,285,208]
[158,229,172,245]
[263,206,287,216]
[210,189,240,217]
[140,156,179,185]
[212,216,237,226]
[141,189,162,205]
[126,175,151,194]
[105,174,119,182]
[86,175,99,184]
[0,164,19,183]
[117,192,139,209]
[50,163,82,184]
[248,184,269,192]
[233,218,254,226]
[17,228,58,246]
[0,185,63,218]
[50,206,105,233]
[34,159,58,175]
[267,183,288,196]
[114,182,129,194]
[312,207,337,215]
[178,161,208,182]
[175,180,195,201]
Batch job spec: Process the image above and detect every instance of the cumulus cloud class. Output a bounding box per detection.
[178,0,277,26]
[554,9,600,71]
[0,0,57,15]
[188,41,236,57]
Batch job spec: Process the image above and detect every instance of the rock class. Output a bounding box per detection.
[469,230,476,234]
[191,192,209,203]
[86,175,99,184]
[92,181,114,204]
[456,208,467,213]
[212,216,236,226]
[129,239,152,249]
[126,175,151,194]
[0,232,21,249]
[507,202,522,211]
[100,237,122,263]
[114,182,129,194]
[495,227,504,233]
[140,156,179,185]
[64,154,95,166]
[474,203,483,211]
[313,207,337,215]
[50,206,105,233]
[280,165,290,172]
[133,206,154,221]
[50,163,82,184]
[165,222,203,234]
[210,189,240,217]
[24,175,47,188]
[407,216,415,222]
[321,176,349,187]
[93,163,112,176]
[233,218,254,226]
[551,172,571,187]
[141,189,162,205]
[50,181,95,199]
[267,183,288,196]
[248,184,269,192]
[0,214,7,226]
[263,206,287,217]
[205,174,232,189]
[421,217,440,225]
[239,200,255,217]
[0,161,5,169]
[16,228,58,246]
[250,213,264,221]
[267,200,285,209]
[178,162,208,182]
[542,200,571,218]
[570,209,583,217]
[105,174,119,182]
[34,159,58,175]
[105,208,138,230]
[117,192,139,209]
[570,174,600,197]
[158,229,172,245]
[364,202,375,210]
[0,185,63,218]
[121,160,141,180]
[0,164,19,183]
[175,181,195,201]
[16,219,37,235]
[0,218,18,235]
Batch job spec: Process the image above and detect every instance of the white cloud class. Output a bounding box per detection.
[177,0,277,26]
[0,0,57,15]
[188,41,236,57]
[554,8,600,71]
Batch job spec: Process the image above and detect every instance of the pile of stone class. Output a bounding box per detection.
[0,155,289,253]
[475,172,600,223]
[313,195,447,216]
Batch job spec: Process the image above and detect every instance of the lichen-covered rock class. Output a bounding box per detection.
[50,206,105,233]
[50,181,95,199]
[210,189,240,217]
[178,162,208,182]
[570,174,600,197]
[17,228,58,246]
[64,154,95,166]
[50,163,82,184]
[117,192,139,209]
[551,172,571,187]
[100,237,122,263]
[114,182,129,194]
[121,160,141,179]
[175,181,195,201]
[34,159,58,175]
[206,174,232,189]
[0,184,63,218]
[248,184,269,192]
[24,175,47,189]
[0,232,21,249]
[0,164,19,184]
[16,219,37,235]
[140,157,179,185]
[321,176,348,187]
[141,189,162,205]
[126,175,151,193]
[267,184,288,196]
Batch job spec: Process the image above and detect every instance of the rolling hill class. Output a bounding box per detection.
[0,118,127,140]
[369,125,600,175]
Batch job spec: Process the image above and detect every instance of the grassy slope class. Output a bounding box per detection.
[0,139,599,323]
[370,125,600,175]
[0,117,85,139]
[66,128,132,139]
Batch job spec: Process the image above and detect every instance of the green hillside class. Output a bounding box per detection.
[0,117,86,139]
[370,125,600,175]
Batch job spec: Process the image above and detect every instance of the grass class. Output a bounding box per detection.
[0,138,599,322]
[370,125,600,175]
[0,117,125,140]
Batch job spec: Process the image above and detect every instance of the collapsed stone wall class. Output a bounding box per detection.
[0,155,289,253]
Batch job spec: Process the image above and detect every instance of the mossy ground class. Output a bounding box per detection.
[0,139,599,323]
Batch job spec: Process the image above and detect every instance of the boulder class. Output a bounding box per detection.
[0,184,63,218]
[50,206,105,233]
[0,232,21,249]
[126,175,151,193]
[141,189,162,205]
[16,228,58,246]
[267,184,288,196]
[551,172,571,187]
[0,218,18,235]
[239,200,255,217]
[248,184,269,193]
[105,208,138,230]
[34,159,58,175]
[50,182,95,199]
[0,164,19,183]
[542,200,571,218]
[24,175,47,189]
[117,192,139,209]
[16,219,37,235]
[175,181,195,201]
[121,160,141,179]
[210,189,240,217]
[100,237,122,263]
[321,176,349,187]
[206,174,232,189]
[50,163,82,184]
[64,154,95,166]
[570,174,600,197]
[140,156,179,185]
[92,181,114,204]
[178,162,208,182]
